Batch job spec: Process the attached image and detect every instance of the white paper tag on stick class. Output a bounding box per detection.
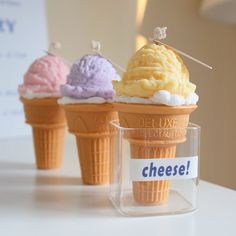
[130,156,198,181]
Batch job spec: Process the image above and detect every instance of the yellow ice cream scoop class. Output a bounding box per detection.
[113,43,196,98]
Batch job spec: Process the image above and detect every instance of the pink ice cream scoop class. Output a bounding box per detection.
[18,54,69,97]
[60,54,120,99]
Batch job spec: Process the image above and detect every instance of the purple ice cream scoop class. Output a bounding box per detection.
[60,54,120,99]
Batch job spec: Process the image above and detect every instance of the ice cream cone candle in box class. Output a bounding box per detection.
[113,28,199,205]
[59,45,120,185]
[18,44,69,169]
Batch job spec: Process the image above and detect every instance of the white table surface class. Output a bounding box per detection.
[0,135,235,236]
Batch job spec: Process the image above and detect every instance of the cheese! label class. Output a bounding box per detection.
[130,156,198,181]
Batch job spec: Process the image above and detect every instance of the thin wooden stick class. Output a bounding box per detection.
[154,40,213,70]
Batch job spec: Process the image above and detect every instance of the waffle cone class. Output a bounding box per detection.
[115,103,197,204]
[20,97,66,169]
[62,103,118,185]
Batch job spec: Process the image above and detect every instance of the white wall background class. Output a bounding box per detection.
[46,0,136,70]
[0,0,47,138]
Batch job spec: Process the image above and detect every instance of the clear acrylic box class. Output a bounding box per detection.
[110,121,200,217]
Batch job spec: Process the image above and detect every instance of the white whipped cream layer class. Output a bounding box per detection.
[58,90,198,106]
[58,96,109,104]
[113,90,198,106]
[21,91,60,99]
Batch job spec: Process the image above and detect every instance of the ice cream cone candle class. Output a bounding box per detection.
[59,45,120,185]
[18,44,69,169]
[113,28,198,204]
